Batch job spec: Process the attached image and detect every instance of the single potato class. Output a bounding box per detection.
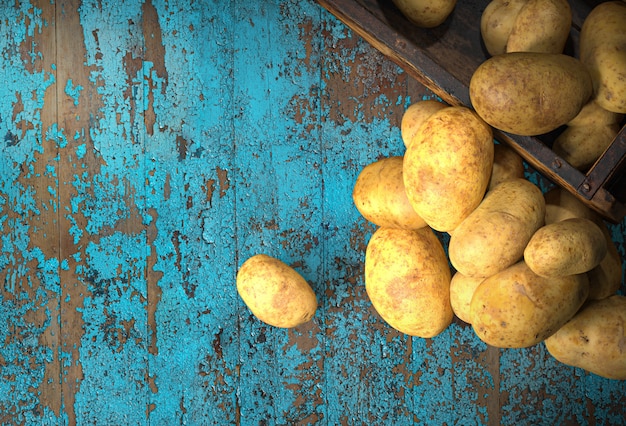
[449,178,545,278]
[401,99,448,148]
[403,106,494,232]
[470,261,589,348]
[543,187,622,300]
[469,52,593,136]
[488,143,525,191]
[579,1,626,113]
[353,156,427,230]
[393,0,457,28]
[524,217,607,277]
[544,295,626,380]
[236,254,317,328]
[365,227,453,337]
[450,272,485,324]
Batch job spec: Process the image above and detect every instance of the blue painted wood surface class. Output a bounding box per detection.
[0,0,625,424]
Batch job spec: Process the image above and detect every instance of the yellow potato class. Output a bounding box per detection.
[543,187,622,300]
[580,1,626,113]
[469,52,593,136]
[365,227,453,337]
[506,0,571,54]
[544,295,626,380]
[449,178,545,278]
[524,217,608,277]
[392,0,457,28]
[450,272,485,324]
[353,156,427,230]
[488,143,525,191]
[236,254,317,328]
[480,0,528,55]
[401,99,448,148]
[470,261,589,348]
[403,106,494,232]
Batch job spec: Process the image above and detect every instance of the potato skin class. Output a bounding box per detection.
[401,100,448,149]
[524,218,608,277]
[469,52,593,136]
[449,178,545,278]
[470,261,589,348]
[365,227,453,337]
[579,1,626,113]
[353,156,427,230]
[236,254,317,328]
[393,0,457,28]
[544,295,626,380]
[403,106,494,232]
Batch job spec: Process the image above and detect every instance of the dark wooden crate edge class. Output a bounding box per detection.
[317,0,626,223]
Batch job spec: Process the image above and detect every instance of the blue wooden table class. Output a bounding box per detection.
[1,0,625,424]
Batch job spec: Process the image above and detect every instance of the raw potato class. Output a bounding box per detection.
[552,100,624,171]
[365,227,453,338]
[488,143,525,191]
[469,52,593,136]
[392,0,457,28]
[401,99,447,148]
[544,295,626,380]
[524,218,607,277]
[403,106,494,232]
[353,156,427,230]
[470,261,589,348]
[579,1,626,113]
[449,178,545,278]
[450,272,485,324]
[544,187,622,300]
[236,254,317,328]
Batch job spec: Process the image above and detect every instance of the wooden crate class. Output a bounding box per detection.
[317,0,626,223]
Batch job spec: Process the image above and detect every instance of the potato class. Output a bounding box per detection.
[392,0,457,28]
[403,106,494,232]
[236,254,317,328]
[579,1,626,113]
[449,178,545,278]
[488,143,525,191]
[469,52,593,136]
[353,156,427,230]
[506,0,571,54]
[552,100,624,171]
[401,99,447,148]
[524,217,608,277]
[450,272,485,324]
[470,261,589,348]
[365,227,453,337]
[480,0,527,55]
[544,295,626,380]
[544,187,622,300]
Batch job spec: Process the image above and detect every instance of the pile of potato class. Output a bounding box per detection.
[235,1,626,380]
[353,0,626,380]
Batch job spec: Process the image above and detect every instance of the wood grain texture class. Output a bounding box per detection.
[0,0,625,425]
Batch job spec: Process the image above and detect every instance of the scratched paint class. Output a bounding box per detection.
[1,0,626,425]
